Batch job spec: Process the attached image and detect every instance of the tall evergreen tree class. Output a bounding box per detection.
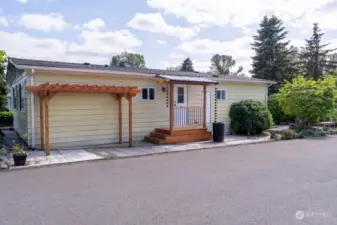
[180,58,194,72]
[251,15,296,93]
[300,23,336,80]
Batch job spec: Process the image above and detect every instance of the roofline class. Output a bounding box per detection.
[10,62,277,85]
[214,77,276,84]
[16,65,156,77]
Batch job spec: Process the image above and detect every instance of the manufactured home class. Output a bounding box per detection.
[6,58,274,155]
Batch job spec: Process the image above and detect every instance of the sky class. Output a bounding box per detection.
[1,0,337,75]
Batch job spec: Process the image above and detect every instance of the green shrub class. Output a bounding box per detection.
[229,100,273,135]
[0,111,13,126]
[299,128,326,137]
[268,94,295,125]
[281,129,297,140]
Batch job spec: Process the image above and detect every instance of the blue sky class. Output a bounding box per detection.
[1,0,337,75]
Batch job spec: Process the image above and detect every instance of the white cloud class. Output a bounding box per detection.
[83,18,105,31]
[146,0,336,31]
[157,40,167,45]
[17,0,28,3]
[127,13,197,40]
[0,16,8,27]
[68,29,142,57]
[19,13,69,31]
[0,29,142,64]
[162,37,253,74]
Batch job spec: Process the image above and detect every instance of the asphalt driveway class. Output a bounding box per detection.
[1,137,337,225]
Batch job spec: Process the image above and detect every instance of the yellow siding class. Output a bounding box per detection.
[24,71,268,148]
[215,82,268,133]
[30,72,169,149]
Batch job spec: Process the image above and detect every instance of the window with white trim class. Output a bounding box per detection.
[216,89,226,100]
[141,87,156,100]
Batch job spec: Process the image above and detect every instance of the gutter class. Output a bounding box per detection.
[29,69,35,149]
[15,65,155,78]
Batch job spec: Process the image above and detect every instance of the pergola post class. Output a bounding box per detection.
[116,94,122,144]
[128,95,133,147]
[39,93,44,150]
[203,84,207,128]
[44,92,50,156]
[169,82,174,131]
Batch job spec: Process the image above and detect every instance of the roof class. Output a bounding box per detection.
[157,75,218,85]
[8,57,276,84]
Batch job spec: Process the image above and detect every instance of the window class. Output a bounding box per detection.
[12,81,27,111]
[141,87,155,100]
[177,87,185,103]
[216,89,226,100]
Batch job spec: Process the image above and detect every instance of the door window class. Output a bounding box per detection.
[177,87,185,103]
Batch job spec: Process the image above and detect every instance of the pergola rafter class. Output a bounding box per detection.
[26,82,141,155]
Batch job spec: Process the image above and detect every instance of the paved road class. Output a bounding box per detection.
[1,137,337,225]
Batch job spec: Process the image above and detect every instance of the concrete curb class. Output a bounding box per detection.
[3,139,274,172]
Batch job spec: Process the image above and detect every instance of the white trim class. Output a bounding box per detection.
[140,86,156,101]
[215,78,276,84]
[216,89,226,100]
[30,72,35,148]
[16,66,155,77]
[11,71,26,87]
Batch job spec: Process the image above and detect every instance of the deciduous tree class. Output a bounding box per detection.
[277,76,337,125]
[110,51,146,68]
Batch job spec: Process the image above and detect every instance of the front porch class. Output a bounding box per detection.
[145,75,218,145]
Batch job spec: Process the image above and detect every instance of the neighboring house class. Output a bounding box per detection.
[5,85,12,110]
[6,57,275,155]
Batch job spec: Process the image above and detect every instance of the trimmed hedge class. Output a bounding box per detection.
[0,111,13,126]
[229,100,273,135]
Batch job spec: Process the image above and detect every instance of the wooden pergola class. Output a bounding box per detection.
[26,83,141,155]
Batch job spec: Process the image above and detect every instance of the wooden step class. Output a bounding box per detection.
[144,136,165,145]
[165,133,212,144]
[155,128,208,136]
[150,132,168,139]
[146,133,212,145]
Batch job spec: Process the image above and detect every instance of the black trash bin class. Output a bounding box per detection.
[213,122,225,142]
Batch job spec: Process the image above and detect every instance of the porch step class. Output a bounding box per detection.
[155,127,208,136]
[144,136,165,145]
[145,128,212,145]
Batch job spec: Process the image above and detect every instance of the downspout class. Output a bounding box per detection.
[30,69,35,149]
[265,83,272,106]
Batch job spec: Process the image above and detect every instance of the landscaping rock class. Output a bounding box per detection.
[274,134,283,141]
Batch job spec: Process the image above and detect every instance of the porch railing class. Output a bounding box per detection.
[174,106,204,127]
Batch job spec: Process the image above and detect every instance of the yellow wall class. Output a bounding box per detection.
[215,81,268,133]
[31,72,169,149]
[25,71,268,149]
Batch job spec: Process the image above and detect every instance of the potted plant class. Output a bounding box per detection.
[11,135,28,166]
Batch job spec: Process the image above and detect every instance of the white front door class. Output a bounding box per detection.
[174,85,187,126]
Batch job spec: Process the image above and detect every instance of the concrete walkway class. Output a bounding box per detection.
[5,135,271,171]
